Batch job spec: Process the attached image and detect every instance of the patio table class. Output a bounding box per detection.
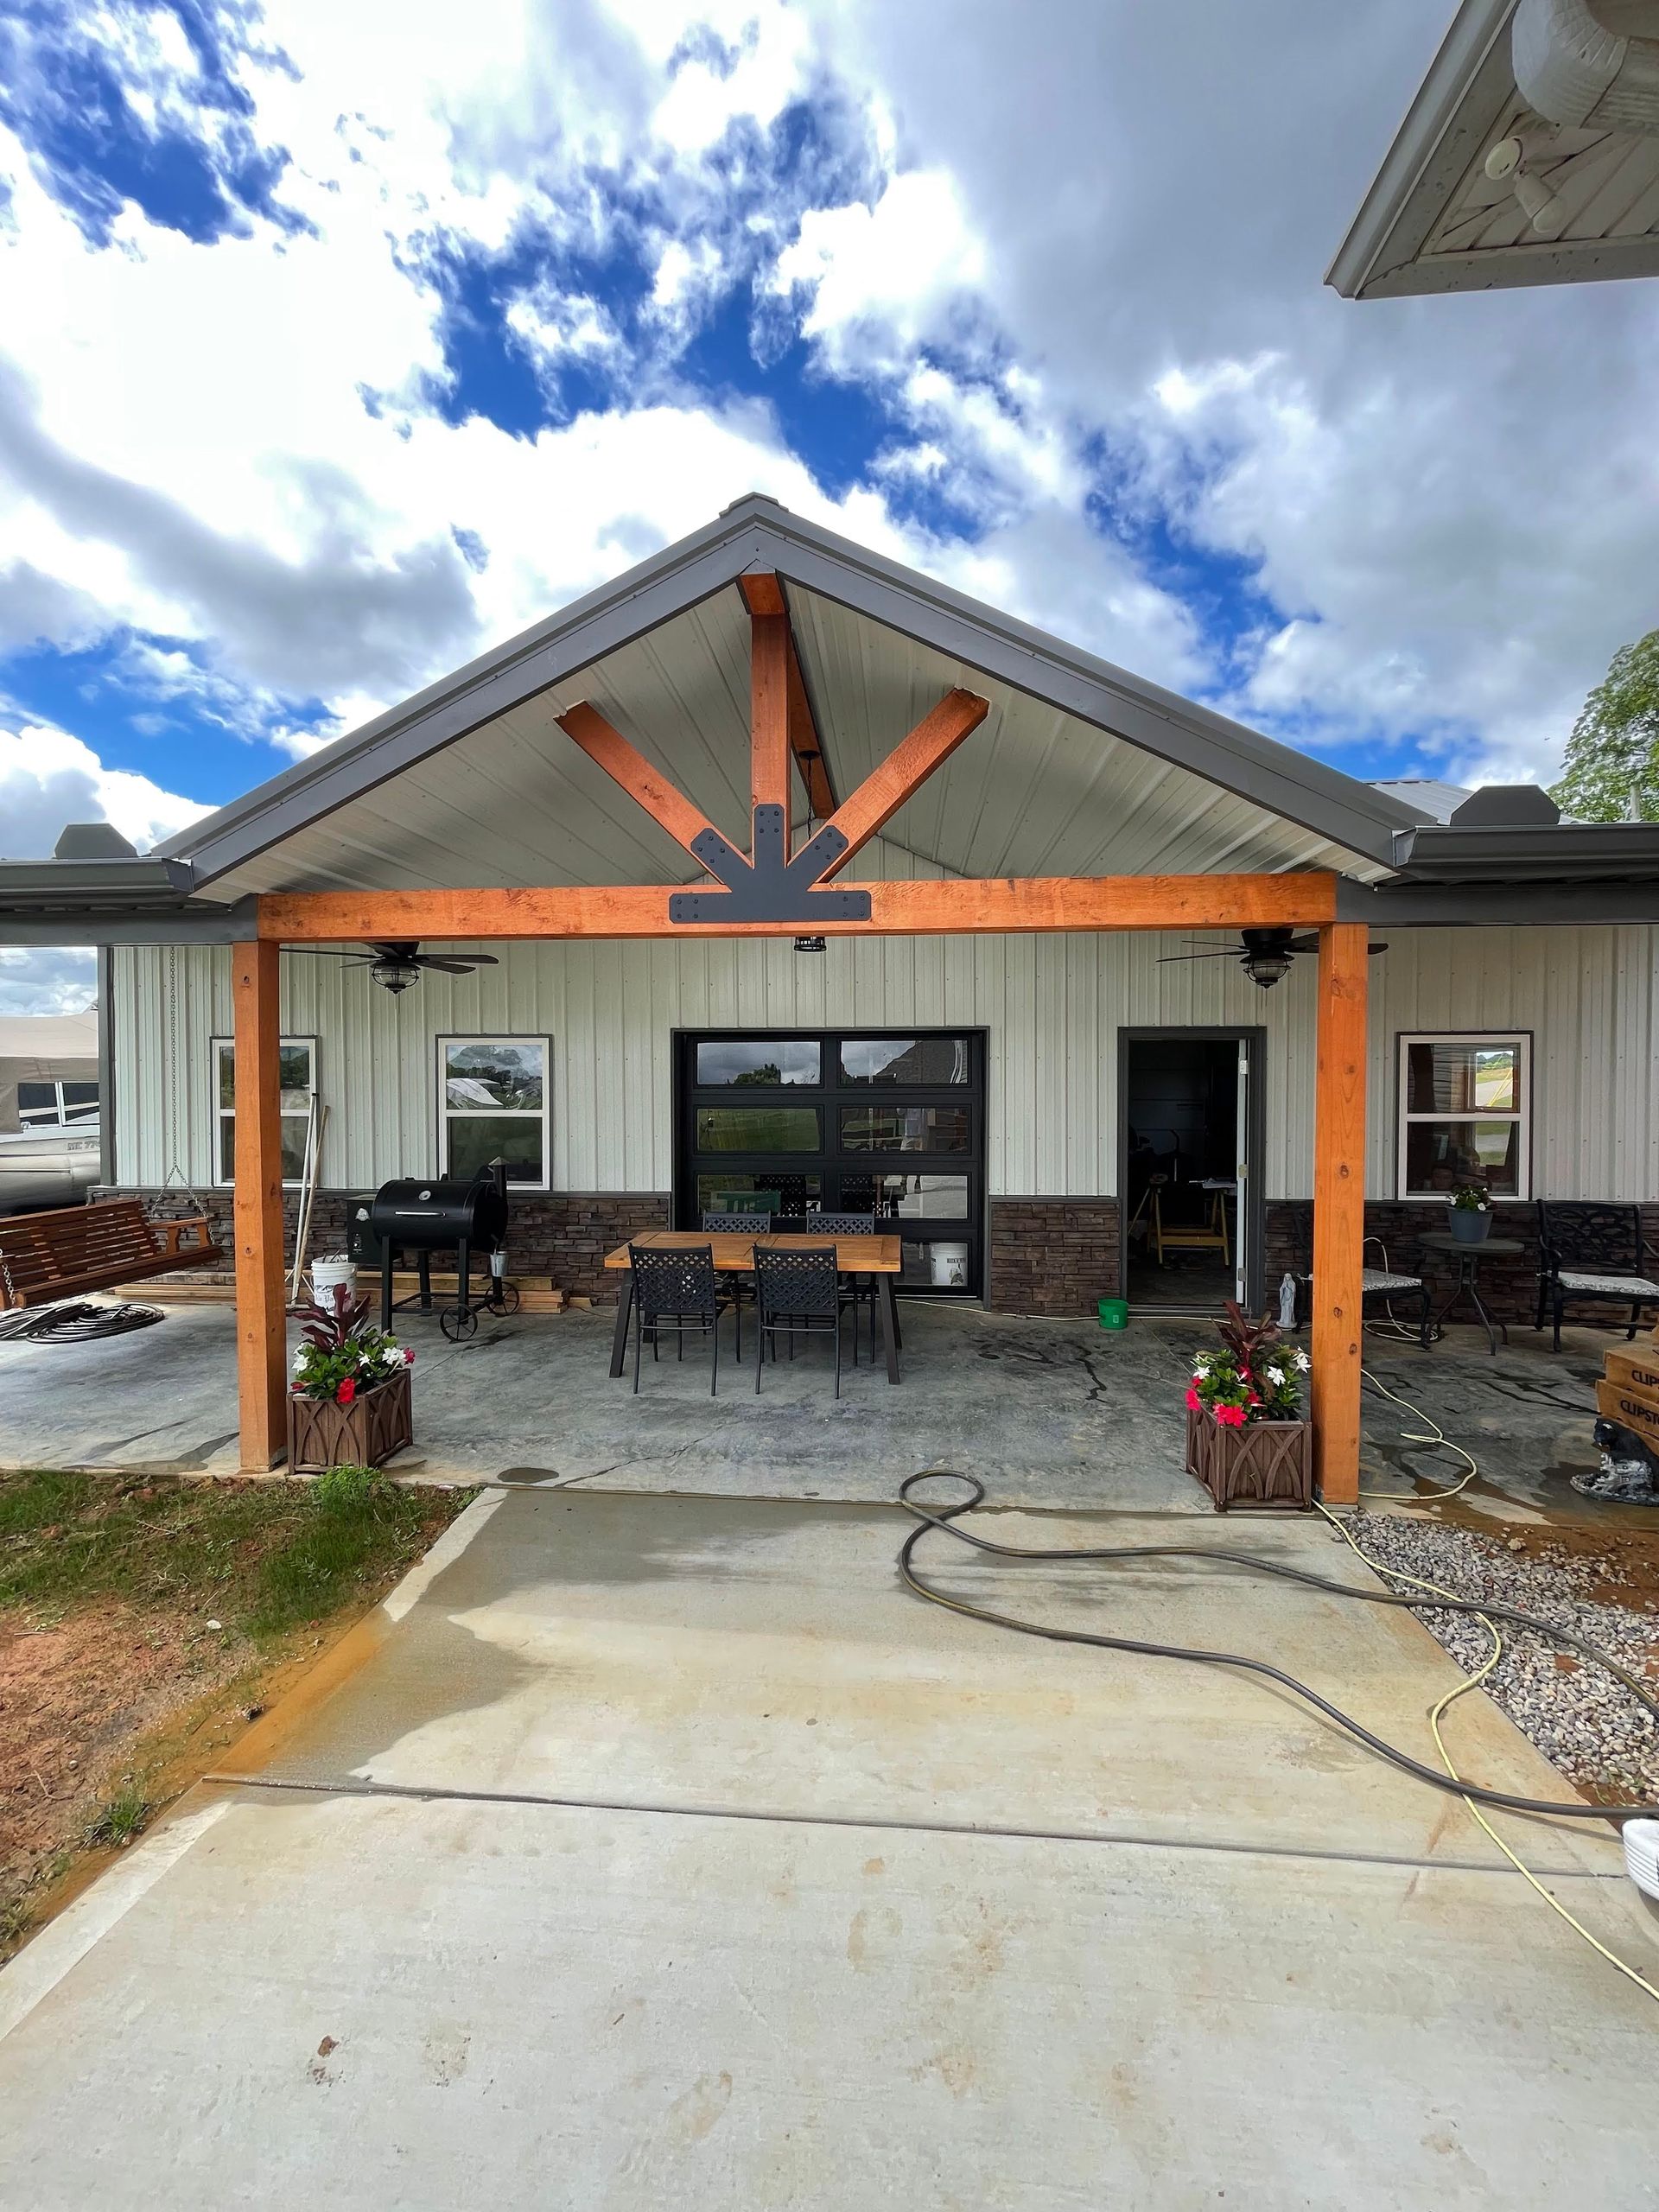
[603,1230,906,1383]
[1416,1231,1527,1357]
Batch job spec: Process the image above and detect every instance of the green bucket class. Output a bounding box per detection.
[1096,1296,1129,1332]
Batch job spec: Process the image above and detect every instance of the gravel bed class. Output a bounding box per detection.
[1348,1510,1659,1806]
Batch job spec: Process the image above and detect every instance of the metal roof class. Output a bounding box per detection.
[1330,0,1659,298]
[152,495,1428,898]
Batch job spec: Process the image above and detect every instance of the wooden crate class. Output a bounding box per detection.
[1603,1348,1659,1402]
[289,1368,414,1472]
[1596,1376,1659,1448]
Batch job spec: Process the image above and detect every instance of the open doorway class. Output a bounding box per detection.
[1118,1027,1264,1315]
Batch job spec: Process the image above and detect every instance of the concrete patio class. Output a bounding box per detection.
[0,1295,1627,1521]
[1,1486,1653,2209]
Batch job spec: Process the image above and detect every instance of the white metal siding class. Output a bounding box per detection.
[111,908,1659,1204]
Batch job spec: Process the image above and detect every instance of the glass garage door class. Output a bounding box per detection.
[674,1030,986,1294]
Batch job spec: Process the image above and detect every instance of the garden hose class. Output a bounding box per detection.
[895,1471,1658,1824]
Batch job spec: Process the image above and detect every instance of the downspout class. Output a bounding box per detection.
[96,944,114,1191]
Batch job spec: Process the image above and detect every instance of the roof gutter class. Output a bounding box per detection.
[0,856,259,944]
[1391,820,1659,881]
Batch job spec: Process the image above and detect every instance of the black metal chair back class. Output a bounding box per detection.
[703,1211,771,1233]
[809,1212,876,1234]
[627,1242,725,1395]
[1535,1200,1659,1350]
[753,1243,846,1397]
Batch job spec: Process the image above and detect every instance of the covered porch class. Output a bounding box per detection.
[0,1299,1616,1521]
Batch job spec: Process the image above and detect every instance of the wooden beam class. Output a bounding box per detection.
[740,572,836,817]
[556,702,719,865]
[737,573,786,618]
[817,688,988,872]
[260,871,1338,944]
[1310,921,1369,1508]
[749,608,791,830]
[232,938,287,1473]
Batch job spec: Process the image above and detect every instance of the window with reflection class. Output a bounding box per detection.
[839,1037,970,1085]
[696,1039,821,1086]
[839,1105,971,1154]
[1397,1033,1529,1198]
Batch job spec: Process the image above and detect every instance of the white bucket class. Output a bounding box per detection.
[929,1242,969,1288]
[309,1255,355,1305]
[1623,1817,1659,1901]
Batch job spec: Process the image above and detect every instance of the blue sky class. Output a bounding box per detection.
[2,1,1657,1007]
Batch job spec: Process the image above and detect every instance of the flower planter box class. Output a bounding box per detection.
[289,1368,413,1474]
[1188,1411,1313,1512]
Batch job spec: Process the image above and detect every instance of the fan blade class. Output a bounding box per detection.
[370,942,421,962]
[1281,935,1389,957]
[1369,941,1389,955]
[1156,949,1236,963]
[416,957,493,976]
[281,945,372,961]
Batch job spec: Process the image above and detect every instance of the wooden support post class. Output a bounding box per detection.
[750,608,791,838]
[232,938,287,1472]
[1310,921,1369,1506]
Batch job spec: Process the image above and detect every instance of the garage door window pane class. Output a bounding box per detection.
[839,1105,971,1153]
[696,1106,820,1152]
[840,1038,970,1085]
[696,1039,820,1086]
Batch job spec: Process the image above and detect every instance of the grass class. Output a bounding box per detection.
[0,1464,464,1642]
[0,1464,474,1958]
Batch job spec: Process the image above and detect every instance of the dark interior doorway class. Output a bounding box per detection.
[1119,1028,1263,1314]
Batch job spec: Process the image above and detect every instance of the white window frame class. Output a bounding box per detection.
[436,1034,551,1191]
[16,1078,99,1128]
[1395,1031,1532,1202]
[211,1035,317,1189]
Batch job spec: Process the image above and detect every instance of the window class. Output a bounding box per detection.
[439,1037,550,1186]
[16,1079,99,1127]
[839,1104,972,1154]
[696,1039,820,1086]
[213,1038,315,1185]
[1397,1033,1530,1199]
[839,1036,970,1085]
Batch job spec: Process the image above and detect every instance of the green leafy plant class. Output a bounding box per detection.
[1186,1300,1308,1428]
[1450,1180,1491,1213]
[86,1784,150,1850]
[1551,628,1659,823]
[288,1284,413,1406]
[310,1463,392,1512]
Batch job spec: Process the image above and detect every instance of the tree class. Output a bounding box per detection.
[1551,630,1659,823]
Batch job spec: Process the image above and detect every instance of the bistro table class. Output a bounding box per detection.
[603,1230,906,1382]
[1416,1231,1527,1357]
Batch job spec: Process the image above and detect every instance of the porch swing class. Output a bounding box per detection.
[1,999,223,1314]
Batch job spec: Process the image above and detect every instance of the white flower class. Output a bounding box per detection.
[1192,1355,1212,1373]
[1293,1348,1310,1371]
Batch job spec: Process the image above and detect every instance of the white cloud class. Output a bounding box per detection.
[0,718,208,858]
[0,944,96,1016]
[772,169,987,376]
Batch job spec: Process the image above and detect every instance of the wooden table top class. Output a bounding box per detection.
[603,1230,903,1274]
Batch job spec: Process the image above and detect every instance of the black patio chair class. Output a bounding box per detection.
[1535,1202,1659,1352]
[703,1211,771,1352]
[753,1243,854,1397]
[627,1242,730,1395]
[777,1211,878,1357]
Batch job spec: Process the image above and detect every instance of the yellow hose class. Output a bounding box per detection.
[1316,1499,1659,2006]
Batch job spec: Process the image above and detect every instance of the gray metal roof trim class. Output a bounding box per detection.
[0,855,196,905]
[1391,821,1659,882]
[1326,0,1516,300]
[157,493,1428,891]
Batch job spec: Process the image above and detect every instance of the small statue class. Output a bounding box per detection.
[1277,1272,1299,1332]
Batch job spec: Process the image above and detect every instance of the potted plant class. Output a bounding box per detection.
[287,1282,415,1474]
[1185,1301,1313,1511]
[1448,1180,1493,1245]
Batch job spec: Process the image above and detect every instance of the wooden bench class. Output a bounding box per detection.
[0,1199,223,1310]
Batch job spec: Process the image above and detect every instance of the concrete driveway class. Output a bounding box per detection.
[1,1488,1655,2209]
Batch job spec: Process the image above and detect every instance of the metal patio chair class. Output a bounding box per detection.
[627,1242,730,1395]
[774,1211,879,1357]
[1535,1201,1659,1351]
[703,1211,772,1352]
[753,1243,853,1397]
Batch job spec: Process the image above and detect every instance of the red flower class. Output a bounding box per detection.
[1213,1403,1246,1428]
[336,1377,357,1405]
[1185,1387,1202,1411]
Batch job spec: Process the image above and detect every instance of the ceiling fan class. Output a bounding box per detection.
[283,941,500,995]
[1158,926,1388,992]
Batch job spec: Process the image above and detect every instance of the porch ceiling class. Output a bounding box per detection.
[200,582,1386,900]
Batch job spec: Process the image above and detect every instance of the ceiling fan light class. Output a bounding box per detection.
[368,956,423,995]
[1243,946,1293,990]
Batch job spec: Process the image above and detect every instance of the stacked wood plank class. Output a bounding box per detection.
[1595,1331,1659,1453]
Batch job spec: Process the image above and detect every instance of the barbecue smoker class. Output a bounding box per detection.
[364,1166,517,1339]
